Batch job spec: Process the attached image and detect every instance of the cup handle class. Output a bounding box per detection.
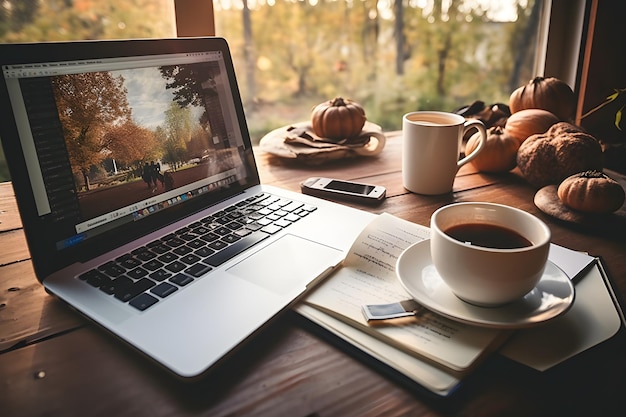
[354,131,386,156]
[457,119,486,168]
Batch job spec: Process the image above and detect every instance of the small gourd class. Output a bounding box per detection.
[465,126,520,173]
[311,97,366,140]
[504,108,559,144]
[557,170,625,214]
[509,76,576,121]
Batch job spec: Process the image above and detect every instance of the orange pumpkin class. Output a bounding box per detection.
[557,170,625,214]
[466,126,520,173]
[311,97,366,140]
[509,76,576,121]
[504,108,559,143]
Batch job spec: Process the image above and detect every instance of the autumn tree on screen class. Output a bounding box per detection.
[52,72,131,190]
[161,101,194,168]
[102,122,159,171]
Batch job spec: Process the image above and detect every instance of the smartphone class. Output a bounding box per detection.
[300,177,386,204]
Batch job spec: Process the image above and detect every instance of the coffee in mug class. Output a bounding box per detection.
[443,223,532,250]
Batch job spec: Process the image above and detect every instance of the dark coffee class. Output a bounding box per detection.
[444,223,532,249]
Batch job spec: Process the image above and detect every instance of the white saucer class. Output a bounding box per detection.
[396,240,575,329]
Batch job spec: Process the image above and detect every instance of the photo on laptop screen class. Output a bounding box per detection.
[3,47,259,264]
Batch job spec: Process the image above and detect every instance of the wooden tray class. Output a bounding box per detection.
[534,185,626,233]
[259,121,386,165]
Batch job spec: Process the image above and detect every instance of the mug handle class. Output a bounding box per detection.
[457,119,487,168]
[353,131,386,156]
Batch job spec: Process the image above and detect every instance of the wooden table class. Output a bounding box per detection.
[2,131,626,416]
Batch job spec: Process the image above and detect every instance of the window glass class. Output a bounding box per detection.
[0,0,176,42]
[0,0,176,182]
[213,0,543,143]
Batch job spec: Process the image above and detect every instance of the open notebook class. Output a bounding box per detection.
[0,37,375,378]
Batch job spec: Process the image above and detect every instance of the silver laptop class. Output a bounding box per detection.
[0,37,374,377]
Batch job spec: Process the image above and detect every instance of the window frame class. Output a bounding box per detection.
[174,0,216,37]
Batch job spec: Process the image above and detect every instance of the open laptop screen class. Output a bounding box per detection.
[0,38,260,277]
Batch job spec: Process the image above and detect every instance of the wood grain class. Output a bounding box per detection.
[1,130,626,416]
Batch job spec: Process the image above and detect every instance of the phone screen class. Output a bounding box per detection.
[325,180,375,195]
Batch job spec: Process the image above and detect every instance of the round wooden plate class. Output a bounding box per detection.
[258,121,386,165]
[534,185,626,233]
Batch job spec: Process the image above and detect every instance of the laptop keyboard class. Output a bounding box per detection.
[78,193,317,311]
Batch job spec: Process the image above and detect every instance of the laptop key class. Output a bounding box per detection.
[165,261,186,273]
[115,278,156,302]
[144,259,165,271]
[149,243,170,255]
[222,234,241,244]
[129,293,159,311]
[158,252,178,264]
[214,226,231,236]
[208,240,228,251]
[105,276,133,295]
[200,232,220,243]
[149,269,172,282]
[164,237,185,247]
[194,246,215,257]
[192,226,210,235]
[282,201,303,212]
[98,261,125,277]
[205,231,270,267]
[180,253,201,265]
[234,228,252,237]
[261,224,283,235]
[284,213,301,222]
[98,276,118,294]
[151,282,178,298]
[133,248,156,262]
[273,219,292,228]
[118,256,141,269]
[80,269,107,285]
[185,262,212,277]
[170,273,193,286]
[127,267,149,279]
[173,245,193,256]
[178,233,197,242]
[245,222,263,231]
[186,239,205,249]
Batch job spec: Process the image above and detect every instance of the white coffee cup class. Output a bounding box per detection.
[402,111,487,195]
[430,202,551,306]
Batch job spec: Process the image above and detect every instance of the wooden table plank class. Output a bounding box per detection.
[0,182,21,233]
[0,229,30,266]
[0,261,85,352]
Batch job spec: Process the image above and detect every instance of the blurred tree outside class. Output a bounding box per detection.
[0,0,176,183]
[214,0,541,141]
[0,0,541,183]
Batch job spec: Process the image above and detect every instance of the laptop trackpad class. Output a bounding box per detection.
[227,234,342,295]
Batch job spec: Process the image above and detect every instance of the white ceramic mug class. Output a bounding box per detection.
[402,111,486,195]
[430,202,551,306]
